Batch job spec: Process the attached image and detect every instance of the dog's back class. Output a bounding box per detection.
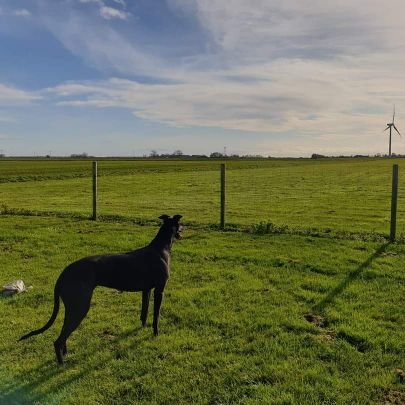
[57,245,169,293]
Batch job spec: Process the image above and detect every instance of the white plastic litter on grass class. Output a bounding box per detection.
[1,280,32,296]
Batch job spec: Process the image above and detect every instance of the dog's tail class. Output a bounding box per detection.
[19,284,60,341]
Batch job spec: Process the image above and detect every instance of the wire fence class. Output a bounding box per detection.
[0,159,404,238]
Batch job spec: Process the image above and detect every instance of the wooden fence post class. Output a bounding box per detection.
[390,164,399,241]
[92,161,98,220]
[220,163,226,229]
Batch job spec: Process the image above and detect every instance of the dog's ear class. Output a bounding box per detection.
[159,214,170,222]
[173,214,182,222]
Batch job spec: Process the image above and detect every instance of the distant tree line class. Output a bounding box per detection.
[311,153,405,159]
[70,153,94,158]
[147,150,271,159]
[1,151,403,160]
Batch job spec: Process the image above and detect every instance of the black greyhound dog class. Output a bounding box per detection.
[19,214,183,364]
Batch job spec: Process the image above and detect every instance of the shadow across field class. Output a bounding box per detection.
[0,327,148,404]
[312,242,390,313]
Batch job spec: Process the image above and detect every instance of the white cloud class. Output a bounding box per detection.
[186,0,403,61]
[0,7,31,17]
[47,50,405,136]
[13,9,31,17]
[78,0,129,20]
[99,6,129,20]
[39,8,159,77]
[0,83,41,105]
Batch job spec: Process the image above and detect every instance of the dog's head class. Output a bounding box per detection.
[159,214,183,239]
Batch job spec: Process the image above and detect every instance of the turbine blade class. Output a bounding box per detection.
[393,125,401,136]
[393,105,396,123]
[383,126,389,132]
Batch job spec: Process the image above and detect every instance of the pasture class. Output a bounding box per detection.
[1,157,405,234]
[0,158,404,403]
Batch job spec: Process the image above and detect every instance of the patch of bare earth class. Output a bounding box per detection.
[381,389,405,404]
[304,313,337,342]
[304,313,328,328]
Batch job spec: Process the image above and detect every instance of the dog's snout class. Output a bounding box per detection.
[175,225,183,239]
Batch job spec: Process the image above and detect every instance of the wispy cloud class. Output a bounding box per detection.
[39,5,158,77]
[99,6,129,20]
[183,0,403,64]
[0,6,31,18]
[0,83,40,105]
[47,49,405,136]
[78,0,129,20]
[13,9,31,17]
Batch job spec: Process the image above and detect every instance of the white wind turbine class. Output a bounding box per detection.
[384,105,401,157]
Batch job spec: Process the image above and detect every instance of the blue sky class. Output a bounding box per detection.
[1,0,405,157]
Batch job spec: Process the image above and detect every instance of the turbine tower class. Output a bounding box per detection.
[384,105,401,157]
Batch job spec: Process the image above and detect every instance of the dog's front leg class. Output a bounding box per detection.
[140,289,151,327]
[153,288,164,336]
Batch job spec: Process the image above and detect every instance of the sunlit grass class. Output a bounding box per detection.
[0,216,404,404]
[1,157,405,233]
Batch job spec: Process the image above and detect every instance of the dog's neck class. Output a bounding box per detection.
[148,225,175,253]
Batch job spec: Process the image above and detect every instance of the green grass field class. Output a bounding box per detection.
[0,159,404,403]
[1,158,405,234]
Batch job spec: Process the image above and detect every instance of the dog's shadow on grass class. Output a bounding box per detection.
[312,242,390,313]
[0,327,148,404]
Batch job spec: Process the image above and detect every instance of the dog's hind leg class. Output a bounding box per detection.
[140,289,151,327]
[54,288,93,364]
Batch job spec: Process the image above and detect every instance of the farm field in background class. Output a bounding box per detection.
[1,157,405,235]
[0,215,404,404]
